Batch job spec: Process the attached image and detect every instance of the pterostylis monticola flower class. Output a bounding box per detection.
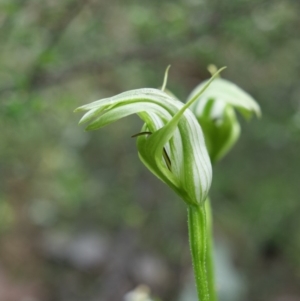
[188,65,261,163]
[75,67,226,301]
[76,67,225,206]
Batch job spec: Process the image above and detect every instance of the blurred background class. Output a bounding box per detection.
[1,0,300,300]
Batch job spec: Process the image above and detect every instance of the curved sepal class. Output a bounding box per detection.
[188,78,260,163]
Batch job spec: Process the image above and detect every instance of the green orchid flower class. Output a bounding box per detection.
[75,67,226,301]
[75,68,225,206]
[188,68,261,163]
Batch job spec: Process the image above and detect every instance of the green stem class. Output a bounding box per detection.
[188,204,209,301]
[188,200,217,301]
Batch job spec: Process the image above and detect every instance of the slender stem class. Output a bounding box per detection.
[205,198,217,301]
[187,200,217,301]
[188,203,209,301]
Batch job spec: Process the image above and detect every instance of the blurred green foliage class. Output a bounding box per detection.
[1,0,300,300]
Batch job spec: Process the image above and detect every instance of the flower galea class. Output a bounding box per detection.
[75,68,225,206]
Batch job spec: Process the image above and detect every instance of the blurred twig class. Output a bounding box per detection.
[27,0,90,89]
[0,45,164,95]
[0,0,29,42]
[0,0,89,97]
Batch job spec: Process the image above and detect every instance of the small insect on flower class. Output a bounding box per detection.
[131,131,172,171]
